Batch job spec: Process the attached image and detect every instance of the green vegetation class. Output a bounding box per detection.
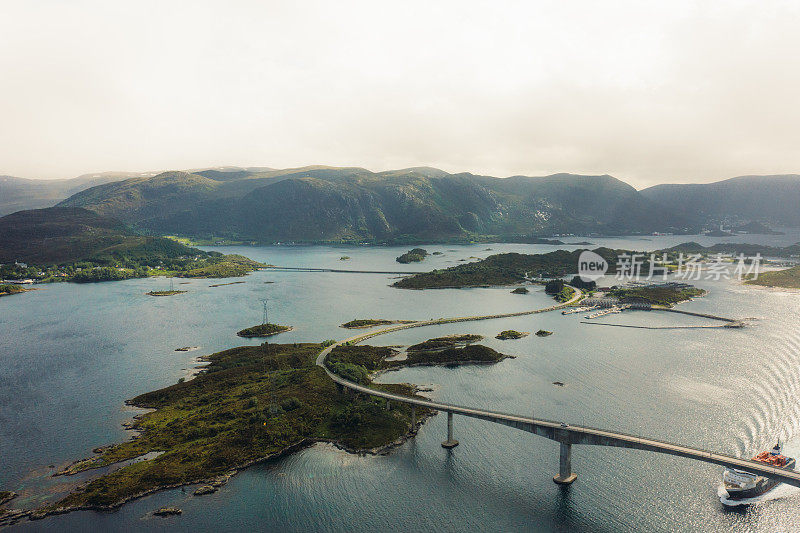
[407,334,483,351]
[660,241,800,259]
[511,287,529,294]
[535,330,553,337]
[153,507,182,516]
[339,256,350,261]
[386,345,511,368]
[327,343,511,376]
[745,265,800,288]
[496,330,528,340]
[605,285,705,306]
[393,249,619,289]
[0,207,264,283]
[173,255,263,278]
[554,285,576,303]
[341,319,393,328]
[0,284,26,297]
[146,290,187,297]
[340,319,413,329]
[236,323,292,338]
[53,167,699,243]
[568,275,597,291]
[396,248,428,264]
[47,342,428,511]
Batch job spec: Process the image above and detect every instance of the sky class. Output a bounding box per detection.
[1,1,800,188]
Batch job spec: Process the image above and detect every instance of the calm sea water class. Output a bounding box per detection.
[3,234,800,532]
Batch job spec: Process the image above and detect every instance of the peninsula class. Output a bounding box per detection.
[745,265,800,289]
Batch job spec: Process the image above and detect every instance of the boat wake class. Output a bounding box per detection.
[718,482,800,506]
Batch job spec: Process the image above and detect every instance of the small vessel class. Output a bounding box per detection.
[720,442,796,503]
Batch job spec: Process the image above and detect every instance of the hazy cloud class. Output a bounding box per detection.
[2,0,800,187]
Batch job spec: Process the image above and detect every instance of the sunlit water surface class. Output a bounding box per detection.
[2,235,800,532]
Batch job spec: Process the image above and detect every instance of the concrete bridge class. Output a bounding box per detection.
[316,288,800,489]
[264,265,420,275]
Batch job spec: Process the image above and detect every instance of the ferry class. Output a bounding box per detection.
[720,442,796,503]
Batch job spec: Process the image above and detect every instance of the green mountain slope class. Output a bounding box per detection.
[0,207,200,264]
[641,174,800,227]
[0,172,159,216]
[57,167,696,241]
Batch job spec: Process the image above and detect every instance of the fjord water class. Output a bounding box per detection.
[3,236,800,532]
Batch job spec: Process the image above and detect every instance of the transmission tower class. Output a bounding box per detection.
[260,298,269,325]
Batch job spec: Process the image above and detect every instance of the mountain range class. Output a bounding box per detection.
[2,166,798,243]
[640,174,800,227]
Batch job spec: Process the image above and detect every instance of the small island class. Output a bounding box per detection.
[605,285,705,306]
[0,284,29,297]
[511,287,529,294]
[153,507,182,517]
[385,344,512,369]
[496,330,529,340]
[396,248,428,264]
[535,330,553,337]
[340,319,413,329]
[340,256,350,261]
[327,343,512,379]
[406,334,483,351]
[146,290,187,297]
[393,249,617,289]
[236,323,293,337]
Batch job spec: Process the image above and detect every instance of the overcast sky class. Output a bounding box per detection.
[2,1,800,187]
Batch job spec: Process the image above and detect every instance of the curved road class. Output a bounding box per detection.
[316,287,800,488]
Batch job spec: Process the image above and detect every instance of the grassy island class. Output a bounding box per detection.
[496,330,529,340]
[327,343,511,380]
[387,345,511,368]
[393,249,619,289]
[146,290,187,297]
[511,287,529,294]
[605,285,705,306]
[0,284,27,297]
[236,323,292,338]
[340,319,414,329]
[396,248,428,264]
[535,330,553,337]
[407,334,483,351]
[44,342,429,513]
[745,265,800,289]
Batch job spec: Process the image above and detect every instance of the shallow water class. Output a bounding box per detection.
[2,236,800,531]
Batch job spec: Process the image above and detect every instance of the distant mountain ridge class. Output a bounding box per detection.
[641,174,800,227]
[57,166,695,242]
[5,166,800,243]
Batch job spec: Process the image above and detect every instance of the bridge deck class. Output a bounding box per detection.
[316,287,800,489]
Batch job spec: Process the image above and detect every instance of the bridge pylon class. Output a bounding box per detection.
[441,412,459,448]
[553,440,577,484]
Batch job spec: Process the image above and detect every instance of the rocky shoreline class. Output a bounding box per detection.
[4,412,435,527]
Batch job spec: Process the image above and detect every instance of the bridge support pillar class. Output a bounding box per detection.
[553,442,577,484]
[441,412,459,448]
